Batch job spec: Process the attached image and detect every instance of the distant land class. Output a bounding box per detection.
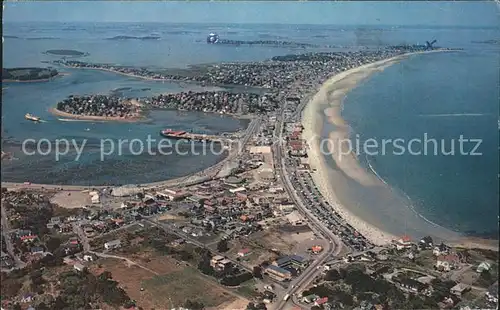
[2,67,59,82]
[106,35,161,41]
[44,49,89,57]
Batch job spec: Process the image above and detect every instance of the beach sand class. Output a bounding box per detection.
[301,52,480,247]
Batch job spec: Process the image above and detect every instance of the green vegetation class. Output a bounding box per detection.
[2,67,58,81]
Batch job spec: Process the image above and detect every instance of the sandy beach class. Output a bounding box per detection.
[300,51,484,247]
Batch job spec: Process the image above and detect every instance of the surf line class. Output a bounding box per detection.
[418,113,490,117]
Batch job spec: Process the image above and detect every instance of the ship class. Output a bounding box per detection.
[207,33,219,44]
[160,129,188,140]
[25,113,41,122]
[159,128,219,143]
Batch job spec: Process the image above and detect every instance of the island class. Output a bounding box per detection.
[2,67,60,82]
[44,49,89,57]
[51,94,145,122]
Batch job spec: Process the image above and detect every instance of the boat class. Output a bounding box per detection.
[160,129,188,140]
[25,113,41,122]
[207,33,219,44]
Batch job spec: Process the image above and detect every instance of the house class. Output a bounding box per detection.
[20,235,37,243]
[21,294,34,303]
[436,254,460,271]
[210,255,225,268]
[275,255,308,270]
[216,259,232,270]
[450,283,470,297]
[30,246,44,255]
[311,245,323,254]
[229,187,246,194]
[238,248,251,257]
[314,297,328,306]
[104,239,121,250]
[419,236,434,249]
[265,265,292,281]
[395,278,428,294]
[83,254,95,262]
[73,262,86,272]
[476,261,491,273]
[394,235,412,250]
[433,243,451,256]
[302,294,318,303]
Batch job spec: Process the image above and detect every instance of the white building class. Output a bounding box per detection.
[104,239,121,250]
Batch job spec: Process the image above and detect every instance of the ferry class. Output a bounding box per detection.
[25,113,41,122]
[207,33,219,44]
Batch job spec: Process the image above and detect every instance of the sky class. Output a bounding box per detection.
[3,1,499,26]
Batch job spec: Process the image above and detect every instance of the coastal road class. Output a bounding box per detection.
[272,104,343,310]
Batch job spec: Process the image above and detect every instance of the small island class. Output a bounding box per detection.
[44,49,89,57]
[51,95,145,122]
[2,67,60,82]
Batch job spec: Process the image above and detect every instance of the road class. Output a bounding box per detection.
[1,204,26,269]
[272,101,344,310]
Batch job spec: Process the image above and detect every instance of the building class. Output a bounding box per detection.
[217,259,232,270]
[433,243,451,256]
[285,211,304,226]
[210,255,225,268]
[436,254,460,271]
[229,187,246,194]
[158,189,190,201]
[74,262,86,272]
[265,265,292,281]
[274,255,308,270]
[395,278,428,294]
[311,245,323,254]
[302,295,319,303]
[249,146,272,154]
[476,261,492,273]
[394,235,412,250]
[450,283,470,297]
[104,239,121,250]
[314,297,328,306]
[238,248,251,257]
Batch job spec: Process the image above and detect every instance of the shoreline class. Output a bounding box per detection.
[48,106,148,123]
[301,50,498,250]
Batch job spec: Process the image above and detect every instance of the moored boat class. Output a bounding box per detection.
[25,113,41,122]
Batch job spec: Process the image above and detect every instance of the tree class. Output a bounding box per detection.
[45,236,62,252]
[217,239,229,252]
[253,266,263,279]
[184,299,205,310]
[324,269,341,282]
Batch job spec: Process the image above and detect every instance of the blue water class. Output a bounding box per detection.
[2,20,499,236]
[342,46,499,237]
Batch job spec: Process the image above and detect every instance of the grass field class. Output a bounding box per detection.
[142,267,236,308]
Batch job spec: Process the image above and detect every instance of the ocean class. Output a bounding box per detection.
[2,20,498,237]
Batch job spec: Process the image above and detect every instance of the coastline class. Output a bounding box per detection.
[48,105,148,123]
[301,50,497,249]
